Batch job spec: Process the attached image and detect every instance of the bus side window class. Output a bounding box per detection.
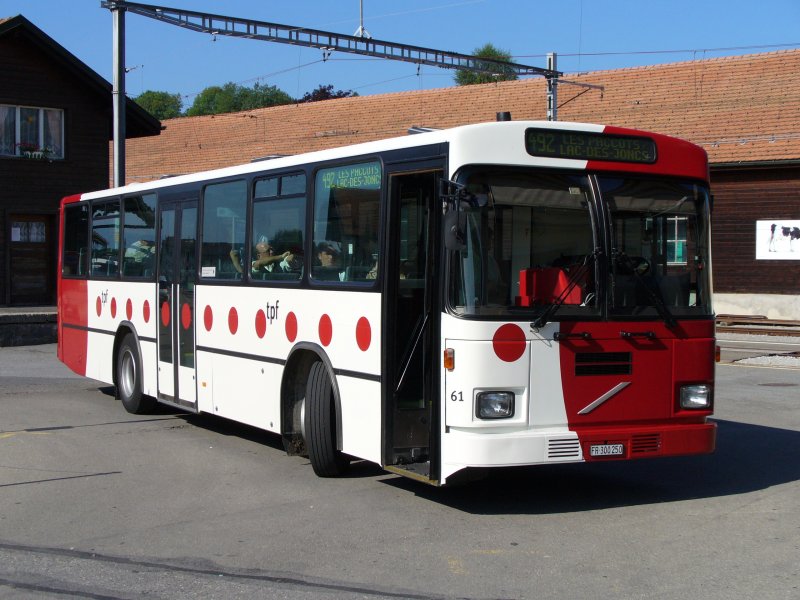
[312,162,380,284]
[201,180,247,280]
[91,200,120,277]
[62,204,89,276]
[121,193,157,278]
[251,173,306,282]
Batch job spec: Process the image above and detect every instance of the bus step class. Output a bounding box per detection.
[384,462,438,486]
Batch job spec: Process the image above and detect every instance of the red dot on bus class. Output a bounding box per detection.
[160,301,170,327]
[255,310,267,339]
[492,323,527,362]
[181,303,192,330]
[228,307,239,335]
[110,298,117,319]
[356,317,371,351]
[319,314,333,347]
[204,305,213,331]
[143,300,151,323]
[285,311,298,342]
[96,297,102,317]
[126,299,133,321]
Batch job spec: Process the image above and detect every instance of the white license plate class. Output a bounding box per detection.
[590,443,624,457]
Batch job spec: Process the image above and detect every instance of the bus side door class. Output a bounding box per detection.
[383,164,443,480]
[157,198,198,410]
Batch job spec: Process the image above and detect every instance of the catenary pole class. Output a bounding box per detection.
[111,3,126,187]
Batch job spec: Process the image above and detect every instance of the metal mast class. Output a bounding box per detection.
[111,4,126,187]
[354,0,371,39]
[546,52,557,121]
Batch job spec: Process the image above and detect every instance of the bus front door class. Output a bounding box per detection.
[384,167,442,482]
[156,200,198,410]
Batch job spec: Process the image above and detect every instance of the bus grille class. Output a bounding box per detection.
[575,352,632,376]
[548,438,582,459]
[631,433,662,454]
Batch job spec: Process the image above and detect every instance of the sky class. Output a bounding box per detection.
[3,0,799,109]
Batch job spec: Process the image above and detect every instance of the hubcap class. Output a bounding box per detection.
[120,349,136,399]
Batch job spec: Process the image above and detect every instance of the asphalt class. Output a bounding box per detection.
[0,306,57,347]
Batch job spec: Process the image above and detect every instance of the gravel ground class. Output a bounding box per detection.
[716,331,800,368]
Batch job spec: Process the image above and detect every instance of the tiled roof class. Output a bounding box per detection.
[125,49,800,183]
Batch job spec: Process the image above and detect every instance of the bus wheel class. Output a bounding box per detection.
[117,334,156,414]
[304,361,349,477]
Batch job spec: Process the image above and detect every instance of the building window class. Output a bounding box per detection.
[667,216,687,265]
[0,104,64,159]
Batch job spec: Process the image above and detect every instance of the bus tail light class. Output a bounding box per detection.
[476,391,515,419]
[680,384,712,410]
[444,348,455,371]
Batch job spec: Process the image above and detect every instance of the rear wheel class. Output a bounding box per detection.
[117,334,156,414]
[304,361,349,476]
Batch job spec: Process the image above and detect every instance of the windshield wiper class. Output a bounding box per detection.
[614,251,677,328]
[531,249,599,331]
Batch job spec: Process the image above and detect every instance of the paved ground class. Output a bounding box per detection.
[0,343,798,599]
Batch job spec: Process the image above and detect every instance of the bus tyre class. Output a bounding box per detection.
[117,334,155,414]
[304,361,349,477]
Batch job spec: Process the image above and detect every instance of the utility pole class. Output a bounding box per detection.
[111,2,126,187]
[546,52,557,121]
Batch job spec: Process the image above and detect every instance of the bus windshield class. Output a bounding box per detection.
[447,169,712,320]
[601,176,712,320]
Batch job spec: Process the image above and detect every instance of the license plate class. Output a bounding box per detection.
[590,443,624,457]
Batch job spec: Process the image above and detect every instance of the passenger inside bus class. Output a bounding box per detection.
[230,240,298,277]
[314,240,345,281]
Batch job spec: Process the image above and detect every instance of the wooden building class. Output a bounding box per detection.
[0,15,160,306]
[122,50,800,319]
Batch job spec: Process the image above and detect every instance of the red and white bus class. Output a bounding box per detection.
[58,119,716,485]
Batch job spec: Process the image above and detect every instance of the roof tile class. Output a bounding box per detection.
[125,49,800,182]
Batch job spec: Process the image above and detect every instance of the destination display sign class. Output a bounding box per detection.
[319,162,381,190]
[525,128,657,164]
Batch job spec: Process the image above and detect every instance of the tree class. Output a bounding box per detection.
[135,90,182,120]
[186,82,293,116]
[299,84,359,103]
[454,43,518,86]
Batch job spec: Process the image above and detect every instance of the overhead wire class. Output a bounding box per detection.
[515,42,800,61]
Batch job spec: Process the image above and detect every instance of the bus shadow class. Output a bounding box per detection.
[178,413,387,479]
[181,413,286,452]
[383,419,800,514]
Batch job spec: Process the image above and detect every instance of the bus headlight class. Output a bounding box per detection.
[680,384,712,409]
[476,391,515,419]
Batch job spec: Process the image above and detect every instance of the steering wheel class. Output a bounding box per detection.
[617,254,651,275]
[629,256,651,275]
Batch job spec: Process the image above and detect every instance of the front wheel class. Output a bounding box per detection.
[304,361,349,477]
[117,334,156,414]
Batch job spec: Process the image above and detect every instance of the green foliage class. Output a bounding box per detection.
[454,43,518,86]
[134,90,182,120]
[186,82,293,116]
[299,84,359,103]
